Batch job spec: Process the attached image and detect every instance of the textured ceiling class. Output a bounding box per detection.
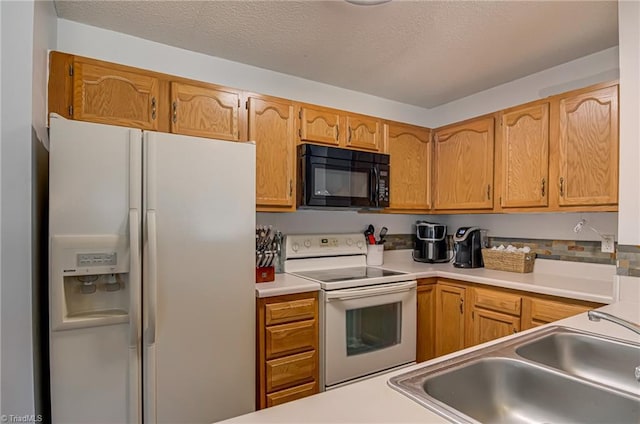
[53,0,618,109]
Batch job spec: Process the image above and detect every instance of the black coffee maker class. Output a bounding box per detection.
[413,221,449,263]
[453,227,484,268]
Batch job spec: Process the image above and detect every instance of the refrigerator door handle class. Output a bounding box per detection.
[146,209,158,345]
[129,209,141,348]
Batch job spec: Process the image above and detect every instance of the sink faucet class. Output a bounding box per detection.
[587,310,640,381]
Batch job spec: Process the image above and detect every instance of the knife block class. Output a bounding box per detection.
[256,266,275,283]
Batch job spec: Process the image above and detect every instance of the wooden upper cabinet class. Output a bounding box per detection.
[170,81,241,141]
[499,103,550,208]
[299,105,341,146]
[72,57,160,130]
[557,85,618,206]
[433,117,494,210]
[345,115,382,151]
[248,96,296,210]
[387,123,431,210]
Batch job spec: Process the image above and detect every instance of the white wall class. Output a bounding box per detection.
[1,0,35,417]
[440,212,617,241]
[56,19,430,127]
[617,0,640,246]
[427,47,619,127]
[257,210,428,236]
[616,0,640,302]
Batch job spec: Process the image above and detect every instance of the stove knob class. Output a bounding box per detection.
[292,243,299,252]
[356,240,364,249]
[304,239,312,248]
[346,238,353,246]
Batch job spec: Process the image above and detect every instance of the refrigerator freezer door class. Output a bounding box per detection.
[142,132,256,423]
[48,115,142,423]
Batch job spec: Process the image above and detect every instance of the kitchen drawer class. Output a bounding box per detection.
[266,381,318,407]
[266,350,317,393]
[265,298,315,325]
[524,297,592,324]
[266,319,316,360]
[473,287,521,316]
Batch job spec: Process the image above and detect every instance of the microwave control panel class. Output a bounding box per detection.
[378,170,389,204]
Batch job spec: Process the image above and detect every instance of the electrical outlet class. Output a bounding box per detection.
[601,234,615,253]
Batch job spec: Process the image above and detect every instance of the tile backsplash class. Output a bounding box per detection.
[616,245,640,277]
[384,234,617,266]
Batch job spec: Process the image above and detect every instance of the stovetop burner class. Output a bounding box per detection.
[294,266,406,283]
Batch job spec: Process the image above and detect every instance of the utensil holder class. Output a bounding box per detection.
[366,244,384,266]
[256,266,275,283]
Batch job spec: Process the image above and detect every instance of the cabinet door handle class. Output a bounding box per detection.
[348,127,352,143]
[172,101,178,124]
[487,184,491,200]
[459,298,464,314]
[336,126,339,141]
[559,177,565,197]
[541,178,546,197]
[289,179,293,197]
[151,97,157,120]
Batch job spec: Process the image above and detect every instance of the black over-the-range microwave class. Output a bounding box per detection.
[297,143,390,209]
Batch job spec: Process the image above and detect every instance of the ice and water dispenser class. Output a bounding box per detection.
[50,235,131,330]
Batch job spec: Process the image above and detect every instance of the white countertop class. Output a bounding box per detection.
[255,272,320,298]
[221,300,640,423]
[256,249,616,303]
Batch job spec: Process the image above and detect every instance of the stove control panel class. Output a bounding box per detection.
[285,233,367,259]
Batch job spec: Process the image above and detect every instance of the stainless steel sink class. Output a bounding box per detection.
[389,326,640,423]
[516,331,640,395]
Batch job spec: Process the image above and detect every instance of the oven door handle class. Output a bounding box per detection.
[326,280,416,301]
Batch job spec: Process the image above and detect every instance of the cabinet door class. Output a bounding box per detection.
[470,308,520,346]
[388,123,432,210]
[521,297,599,330]
[345,115,382,151]
[72,57,159,130]
[435,283,466,357]
[500,103,549,208]
[299,106,341,146]
[434,117,494,210]
[248,97,296,210]
[557,85,618,206]
[170,81,241,141]
[416,283,436,362]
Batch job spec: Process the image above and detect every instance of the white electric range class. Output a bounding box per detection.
[284,233,417,391]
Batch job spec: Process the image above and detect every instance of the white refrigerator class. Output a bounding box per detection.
[48,114,256,423]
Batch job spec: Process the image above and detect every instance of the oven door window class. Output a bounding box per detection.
[346,302,401,356]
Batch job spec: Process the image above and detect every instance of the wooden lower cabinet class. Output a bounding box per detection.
[468,286,522,346]
[256,292,319,410]
[427,280,604,357]
[266,381,318,408]
[416,279,437,362]
[470,308,520,346]
[434,281,467,357]
[521,295,602,330]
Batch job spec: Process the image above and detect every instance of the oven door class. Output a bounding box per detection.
[323,280,417,388]
[302,155,377,208]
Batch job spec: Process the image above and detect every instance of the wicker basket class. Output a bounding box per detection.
[481,248,536,273]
